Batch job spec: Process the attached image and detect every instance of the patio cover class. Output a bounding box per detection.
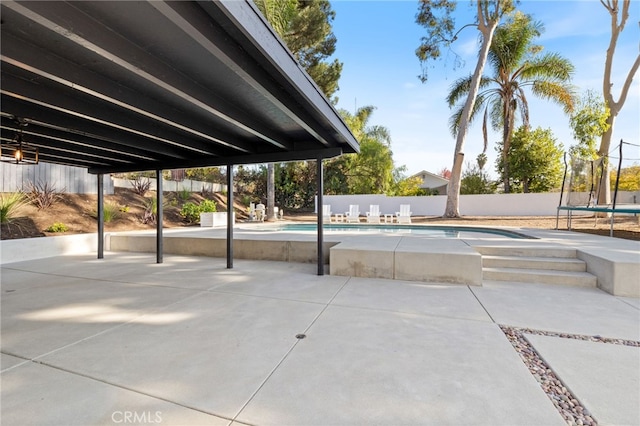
[0,0,357,273]
[0,0,358,171]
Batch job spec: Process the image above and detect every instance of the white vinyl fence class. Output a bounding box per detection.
[321,191,640,217]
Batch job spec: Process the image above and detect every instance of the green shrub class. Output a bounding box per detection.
[92,202,121,223]
[179,199,217,224]
[199,199,217,213]
[103,202,121,223]
[0,192,26,224]
[46,222,69,233]
[177,188,191,201]
[180,201,200,224]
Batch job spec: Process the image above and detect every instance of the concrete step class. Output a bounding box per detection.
[482,267,597,287]
[475,246,577,258]
[482,255,586,272]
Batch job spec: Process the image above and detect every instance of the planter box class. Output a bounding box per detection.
[200,212,234,227]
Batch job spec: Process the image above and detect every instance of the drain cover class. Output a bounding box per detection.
[295,334,306,339]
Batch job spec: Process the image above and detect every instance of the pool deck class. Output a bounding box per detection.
[1,251,638,425]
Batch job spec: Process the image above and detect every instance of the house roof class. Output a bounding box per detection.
[0,0,358,175]
[410,170,450,184]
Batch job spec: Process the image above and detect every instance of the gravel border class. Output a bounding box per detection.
[499,325,640,426]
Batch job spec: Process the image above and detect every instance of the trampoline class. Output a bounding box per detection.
[556,140,640,237]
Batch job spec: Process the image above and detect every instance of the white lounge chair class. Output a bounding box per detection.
[255,203,265,222]
[396,204,412,224]
[366,204,381,223]
[345,204,360,223]
[322,204,332,223]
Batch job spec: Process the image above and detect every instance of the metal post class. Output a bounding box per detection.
[156,169,163,263]
[97,174,104,259]
[556,152,568,230]
[317,157,324,275]
[227,164,234,269]
[610,141,624,237]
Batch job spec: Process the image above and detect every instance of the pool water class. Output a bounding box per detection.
[258,223,532,239]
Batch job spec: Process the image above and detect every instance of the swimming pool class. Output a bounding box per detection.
[255,223,533,239]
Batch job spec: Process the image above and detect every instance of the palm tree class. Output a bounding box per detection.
[336,106,394,194]
[447,12,576,193]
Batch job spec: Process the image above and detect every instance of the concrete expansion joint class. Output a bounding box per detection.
[500,325,598,425]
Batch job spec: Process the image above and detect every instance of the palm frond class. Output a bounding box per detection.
[516,87,530,128]
[446,76,474,107]
[367,125,392,146]
[482,107,488,153]
[519,52,575,81]
[447,76,493,107]
[491,13,543,76]
[531,81,577,113]
[449,105,464,137]
[448,93,487,137]
[489,97,504,131]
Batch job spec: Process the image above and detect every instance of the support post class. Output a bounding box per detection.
[610,141,624,237]
[317,157,324,275]
[97,174,104,259]
[227,164,234,269]
[156,169,163,264]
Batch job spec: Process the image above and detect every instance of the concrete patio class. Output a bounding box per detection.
[2,250,639,425]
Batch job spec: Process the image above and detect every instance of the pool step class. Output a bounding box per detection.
[477,246,597,287]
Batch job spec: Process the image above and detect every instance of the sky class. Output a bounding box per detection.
[328,0,640,178]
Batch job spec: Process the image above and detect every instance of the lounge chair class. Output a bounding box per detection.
[366,204,381,223]
[322,204,332,223]
[396,204,412,224]
[255,203,265,222]
[345,204,360,223]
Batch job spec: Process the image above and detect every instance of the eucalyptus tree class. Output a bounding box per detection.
[597,0,639,204]
[569,90,610,161]
[447,12,575,193]
[416,0,515,217]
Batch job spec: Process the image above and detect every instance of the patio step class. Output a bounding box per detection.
[482,255,587,272]
[475,246,577,258]
[482,267,597,287]
[477,246,597,288]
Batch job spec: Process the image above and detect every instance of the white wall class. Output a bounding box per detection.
[322,191,640,217]
[0,233,98,265]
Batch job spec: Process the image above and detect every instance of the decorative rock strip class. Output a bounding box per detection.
[500,326,639,426]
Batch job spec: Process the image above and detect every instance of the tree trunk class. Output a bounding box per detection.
[445,153,465,216]
[596,0,640,205]
[444,2,500,217]
[266,163,276,221]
